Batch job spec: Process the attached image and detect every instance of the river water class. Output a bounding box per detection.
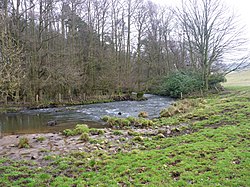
[0,94,173,135]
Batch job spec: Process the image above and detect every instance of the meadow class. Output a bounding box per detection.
[223,69,250,87]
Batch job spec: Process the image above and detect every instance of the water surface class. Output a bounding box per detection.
[0,94,173,135]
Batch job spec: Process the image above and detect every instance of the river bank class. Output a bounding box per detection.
[0,93,148,113]
[0,122,191,163]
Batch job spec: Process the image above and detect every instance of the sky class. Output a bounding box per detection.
[152,0,250,50]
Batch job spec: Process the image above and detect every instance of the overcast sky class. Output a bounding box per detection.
[152,0,250,49]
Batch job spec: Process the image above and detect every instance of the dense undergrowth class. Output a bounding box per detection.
[0,86,249,186]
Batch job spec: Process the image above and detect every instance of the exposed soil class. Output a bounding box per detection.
[0,124,191,165]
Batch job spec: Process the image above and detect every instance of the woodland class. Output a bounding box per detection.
[0,0,248,104]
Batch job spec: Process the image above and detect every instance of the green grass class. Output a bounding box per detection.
[0,86,249,186]
[223,69,250,87]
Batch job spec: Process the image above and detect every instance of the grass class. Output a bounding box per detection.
[0,85,249,186]
[223,69,250,87]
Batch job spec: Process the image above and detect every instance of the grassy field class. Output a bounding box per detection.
[223,69,250,87]
[0,78,249,186]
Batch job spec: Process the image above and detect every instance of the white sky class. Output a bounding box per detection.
[152,0,250,49]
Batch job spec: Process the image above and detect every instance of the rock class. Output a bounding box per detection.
[133,136,144,141]
[156,145,161,149]
[31,155,37,160]
[157,133,165,139]
[138,111,148,118]
[109,148,116,152]
[104,140,109,144]
[164,129,171,135]
[96,143,101,147]
[47,120,57,126]
[172,128,180,133]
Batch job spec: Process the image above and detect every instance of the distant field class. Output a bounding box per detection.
[223,69,250,87]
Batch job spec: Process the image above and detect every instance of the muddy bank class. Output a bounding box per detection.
[0,123,190,165]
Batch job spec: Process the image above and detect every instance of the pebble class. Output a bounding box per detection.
[157,133,165,138]
[165,129,171,135]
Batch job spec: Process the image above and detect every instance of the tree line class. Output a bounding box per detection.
[0,0,248,104]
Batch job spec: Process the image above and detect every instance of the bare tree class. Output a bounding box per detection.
[0,6,24,104]
[176,0,249,90]
[133,0,149,90]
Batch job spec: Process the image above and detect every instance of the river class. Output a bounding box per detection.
[0,94,173,135]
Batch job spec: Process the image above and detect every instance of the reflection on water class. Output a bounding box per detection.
[1,113,50,131]
[0,94,173,135]
[0,113,102,136]
[1,114,64,135]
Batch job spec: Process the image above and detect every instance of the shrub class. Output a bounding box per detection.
[159,70,203,98]
[208,73,226,89]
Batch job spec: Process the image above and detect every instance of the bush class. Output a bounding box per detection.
[159,70,203,98]
[208,73,226,89]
